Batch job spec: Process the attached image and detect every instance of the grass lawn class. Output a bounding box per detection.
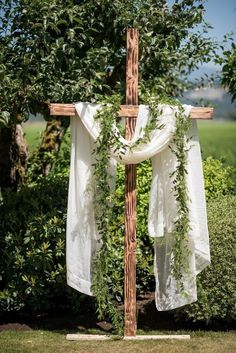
[198,121,236,167]
[0,330,236,353]
[23,120,236,167]
[23,121,46,153]
[4,121,235,352]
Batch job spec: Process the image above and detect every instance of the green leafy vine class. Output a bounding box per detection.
[91,93,191,335]
[91,94,124,336]
[169,102,192,292]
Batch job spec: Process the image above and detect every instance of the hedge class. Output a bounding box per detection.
[0,157,235,325]
[175,195,236,324]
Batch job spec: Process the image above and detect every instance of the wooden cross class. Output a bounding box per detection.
[49,28,213,337]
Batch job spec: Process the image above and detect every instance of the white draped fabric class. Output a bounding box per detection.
[66,102,210,311]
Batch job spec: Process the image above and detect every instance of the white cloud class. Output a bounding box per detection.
[186,87,226,101]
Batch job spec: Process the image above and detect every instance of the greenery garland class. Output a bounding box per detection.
[169,102,192,293]
[90,94,124,336]
[91,93,191,335]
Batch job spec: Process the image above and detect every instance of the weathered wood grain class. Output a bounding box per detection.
[124,28,138,337]
[49,103,214,119]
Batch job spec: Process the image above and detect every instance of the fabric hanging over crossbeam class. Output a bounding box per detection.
[66,103,210,311]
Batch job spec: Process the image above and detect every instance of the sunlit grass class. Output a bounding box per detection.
[23,121,46,153]
[0,330,235,353]
[23,120,236,167]
[198,121,236,166]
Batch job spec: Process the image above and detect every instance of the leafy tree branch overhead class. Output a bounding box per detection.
[221,43,236,103]
[0,0,219,191]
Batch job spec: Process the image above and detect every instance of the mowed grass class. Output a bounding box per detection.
[23,120,236,166]
[198,121,236,167]
[23,121,46,153]
[9,121,235,352]
[0,330,236,353]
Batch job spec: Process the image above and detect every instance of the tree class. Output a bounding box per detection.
[0,0,218,190]
[221,43,236,103]
[0,45,29,192]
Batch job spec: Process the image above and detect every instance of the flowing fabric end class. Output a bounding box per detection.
[151,117,210,310]
[66,102,210,312]
[153,236,198,311]
[67,270,93,296]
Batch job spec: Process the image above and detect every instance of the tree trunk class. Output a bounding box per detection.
[0,123,28,194]
[33,118,68,177]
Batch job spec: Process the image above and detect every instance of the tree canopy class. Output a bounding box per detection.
[221,43,236,103]
[0,0,219,191]
[0,0,218,120]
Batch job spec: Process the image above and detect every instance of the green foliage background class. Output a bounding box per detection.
[0,0,217,121]
[221,43,236,102]
[175,195,236,323]
[0,0,235,329]
[0,141,235,324]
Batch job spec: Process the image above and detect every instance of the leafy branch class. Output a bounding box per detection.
[91,93,191,334]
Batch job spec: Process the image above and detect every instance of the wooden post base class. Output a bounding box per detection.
[66,334,191,341]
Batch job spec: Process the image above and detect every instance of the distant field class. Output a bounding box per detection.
[23,121,46,153]
[198,121,236,167]
[23,120,236,166]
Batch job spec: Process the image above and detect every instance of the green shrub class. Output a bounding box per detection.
[203,157,235,200]
[0,159,154,313]
[0,172,89,313]
[175,195,236,324]
[108,157,235,300]
[0,153,235,319]
[106,161,155,302]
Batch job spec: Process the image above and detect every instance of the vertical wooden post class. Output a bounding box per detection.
[124,28,139,337]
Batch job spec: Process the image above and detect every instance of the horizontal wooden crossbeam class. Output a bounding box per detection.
[49,103,213,119]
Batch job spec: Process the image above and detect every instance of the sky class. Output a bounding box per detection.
[203,0,236,43]
[202,0,236,70]
[175,0,236,108]
[167,0,236,43]
[168,0,236,73]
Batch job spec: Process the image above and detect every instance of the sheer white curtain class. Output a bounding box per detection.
[66,102,210,310]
